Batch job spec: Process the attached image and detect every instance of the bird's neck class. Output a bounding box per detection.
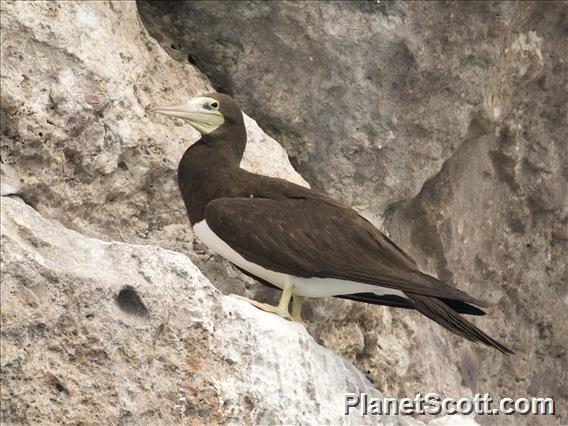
[177,135,246,225]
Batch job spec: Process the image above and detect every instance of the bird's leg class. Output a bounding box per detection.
[290,295,305,324]
[276,287,293,317]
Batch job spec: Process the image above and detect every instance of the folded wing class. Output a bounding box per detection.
[204,197,488,307]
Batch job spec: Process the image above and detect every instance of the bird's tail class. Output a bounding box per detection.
[406,293,514,354]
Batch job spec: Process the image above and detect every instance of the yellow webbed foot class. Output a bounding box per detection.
[229,294,290,319]
[229,288,306,324]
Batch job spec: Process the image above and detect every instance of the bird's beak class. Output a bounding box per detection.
[148,99,204,121]
[148,96,224,135]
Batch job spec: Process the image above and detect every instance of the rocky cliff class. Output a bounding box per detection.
[0,1,457,425]
[2,195,388,424]
[137,2,568,425]
[1,0,566,424]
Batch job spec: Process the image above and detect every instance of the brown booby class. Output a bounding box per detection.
[149,93,513,354]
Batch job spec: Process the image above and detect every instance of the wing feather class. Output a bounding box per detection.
[205,197,487,306]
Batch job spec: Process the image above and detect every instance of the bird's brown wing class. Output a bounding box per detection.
[204,196,487,306]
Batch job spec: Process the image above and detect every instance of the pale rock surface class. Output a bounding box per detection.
[139,2,568,424]
[0,1,381,424]
[2,195,433,424]
[1,0,565,424]
[0,0,306,311]
[0,0,306,249]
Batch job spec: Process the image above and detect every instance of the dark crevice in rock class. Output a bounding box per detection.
[116,286,150,318]
[48,375,70,396]
[4,193,38,211]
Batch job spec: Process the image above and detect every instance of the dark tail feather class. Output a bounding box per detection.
[338,293,416,310]
[407,293,514,355]
[338,293,486,316]
[439,298,486,316]
[417,272,493,308]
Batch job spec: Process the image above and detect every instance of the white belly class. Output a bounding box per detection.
[193,220,407,299]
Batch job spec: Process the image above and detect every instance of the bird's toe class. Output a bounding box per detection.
[229,294,291,319]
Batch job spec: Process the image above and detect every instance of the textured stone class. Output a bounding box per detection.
[0,0,306,250]
[138,2,567,424]
[1,195,390,424]
[0,195,474,426]
[0,196,475,423]
[1,0,565,424]
[137,1,550,222]
[1,199,475,424]
[0,0,308,312]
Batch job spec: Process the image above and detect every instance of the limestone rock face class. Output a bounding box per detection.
[1,0,565,424]
[0,0,307,307]
[0,1,391,424]
[137,1,559,222]
[1,196,384,424]
[138,2,567,424]
[0,0,306,250]
[2,196,477,424]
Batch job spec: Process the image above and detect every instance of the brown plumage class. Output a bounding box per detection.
[175,93,513,354]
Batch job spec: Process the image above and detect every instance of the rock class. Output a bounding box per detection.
[0,0,308,310]
[138,2,567,424]
[0,0,306,251]
[1,0,565,423]
[137,1,545,222]
[2,200,478,424]
[2,195,481,426]
[1,195,390,424]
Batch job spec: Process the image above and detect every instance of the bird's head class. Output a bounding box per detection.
[148,92,243,136]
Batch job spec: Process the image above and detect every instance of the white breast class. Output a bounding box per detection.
[193,220,407,299]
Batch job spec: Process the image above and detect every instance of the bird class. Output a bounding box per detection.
[149,92,513,354]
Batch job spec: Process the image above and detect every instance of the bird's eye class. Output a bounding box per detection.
[210,101,219,109]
